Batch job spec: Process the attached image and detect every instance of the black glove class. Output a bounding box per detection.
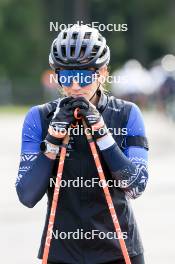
[46,97,75,145]
[71,97,108,139]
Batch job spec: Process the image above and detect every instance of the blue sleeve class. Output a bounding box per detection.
[16,106,55,208]
[124,103,148,161]
[100,103,148,199]
[21,106,42,153]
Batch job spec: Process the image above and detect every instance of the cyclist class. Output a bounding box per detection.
[16,24,149,264]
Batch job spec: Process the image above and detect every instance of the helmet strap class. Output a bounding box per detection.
[89,83,101,102]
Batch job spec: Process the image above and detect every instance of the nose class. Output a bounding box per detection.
[71,79,82,90]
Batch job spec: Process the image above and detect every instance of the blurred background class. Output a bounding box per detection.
[0,0,175,263]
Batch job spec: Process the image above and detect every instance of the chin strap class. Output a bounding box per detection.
[89,83,101,102]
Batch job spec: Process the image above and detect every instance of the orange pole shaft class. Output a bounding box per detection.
[82,119,131,264]
[42,135,69,264]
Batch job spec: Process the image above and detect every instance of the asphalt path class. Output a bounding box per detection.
[0,111,175,264]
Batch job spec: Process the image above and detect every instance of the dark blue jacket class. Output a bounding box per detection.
[16,92,149,263]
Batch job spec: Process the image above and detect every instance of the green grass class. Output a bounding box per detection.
[0,105,31,114]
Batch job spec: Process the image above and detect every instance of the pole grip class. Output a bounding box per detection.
[74,108,82,120]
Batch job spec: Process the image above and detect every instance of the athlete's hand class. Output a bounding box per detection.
[46,97,75,145]
[71,97,108,139]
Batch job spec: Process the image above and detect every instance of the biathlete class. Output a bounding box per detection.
[16,24,149,264]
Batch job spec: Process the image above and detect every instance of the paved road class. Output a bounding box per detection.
[0,111,175,264]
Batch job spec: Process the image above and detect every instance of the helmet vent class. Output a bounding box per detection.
[100,47,107,58]
[61,45,66,57]
[80,46,86,58]
[63,32,67,39]
[84,32,91,39]
[72,33,78,39]
[91,45,100,55]
[53,45,58,58]
[70,46,76,56]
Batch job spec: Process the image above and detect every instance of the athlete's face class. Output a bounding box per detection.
[61,66,108,101]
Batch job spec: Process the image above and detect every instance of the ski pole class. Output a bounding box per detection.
[42,134,69,264]
[74,109,131,264]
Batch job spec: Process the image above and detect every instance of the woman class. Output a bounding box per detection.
[16,25,148,264]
